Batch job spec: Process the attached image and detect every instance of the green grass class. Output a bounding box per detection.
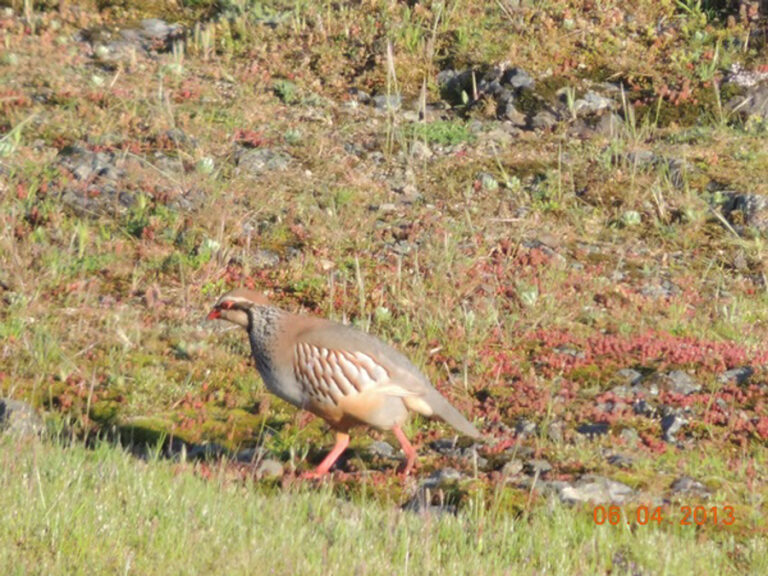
[0,436,765,576]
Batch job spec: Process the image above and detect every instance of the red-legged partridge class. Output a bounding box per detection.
[207,288,481,476]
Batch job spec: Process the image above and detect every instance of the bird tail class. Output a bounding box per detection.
[424,389,482,439]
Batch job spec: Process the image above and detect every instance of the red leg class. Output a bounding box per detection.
[392,425,417,475]
[302,431,350,478]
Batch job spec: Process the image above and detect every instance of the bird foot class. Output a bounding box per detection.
[298,470,330,481]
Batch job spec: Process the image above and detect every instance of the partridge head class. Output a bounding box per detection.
[208,288,481,476]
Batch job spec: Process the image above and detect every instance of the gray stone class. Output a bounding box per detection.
[168,188,206,213]
[606,453,633,469]
[372,94,402,111]
[502,102,527,126]
[661,413,687,442]
[57,145,138,217]
[640,280,679,299]
[249,248,281,269]
[236,147,292,176]
[633,399,657,418]
[718,366,754,386]
[670,476,709,497]
[186,442,226,460]
[720,192,768,235]
[625,149,657,167]
[559,475,634,504]
[530,110,558,130]
[235,447,261,463]
[615,368,644,387]
[410,140,433,160]
[368,440,395,458]
[547,420,564,443]
[501,67,535,90]
[726,63,768,88]
[515,418,537,437]
[59,145,121,182]
[577,422,609,437]
[524,459,552,476]
[140,18,179,41]
[573,90,614,116]
[501,458,524,477]
[256,458,284,479]
[0,398,44,438]
[659,370,701,395]
[619,427,639,447]
[592,112,624,136]
[421,467,462,489]
[726,83,768,119]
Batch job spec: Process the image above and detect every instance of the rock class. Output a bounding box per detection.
[421,467,462,489]
[139,18,179,42]
[606,453,633,469]
[530,110,558,131]
[577,422,609,437]
[367,440,395,458]
[501,103,527,126]
[633,398,657,418]
[236,147,292,176]
[430,438,487,469]
[372,94,402,111]
[59,145,121,181]
[670,476,709,497]
[726,83,768,120]
[524,459,552,476]
[640,279,679,299]
[347,88,371,104]
[726,63,768,89]
[514,418,537,437]
[592,112,624,137]
[720,192,768,235]
[657,370,701,395]
[547,420,564,443]
[437,68,473,105]
[410,140,432,160]
[0,398,43,438]
[559,475,634,504]
[666,157,691,188]
[501,67,535,90]
[571,90,614,116]
[718,366,754,386]
[57,145,137,217]
[87,19,183,67]
[661,413,687,442]
[619,427,640,447]
[256,458,284,479]
[249,248,281,269]
[165,128,198,149]
[614,368,644,387]
[501,458,524,477]
[403,468,462,515]
[625,149,656,167]
[186,442,226,460]
[168,188,207,213]
[235,447,261,462]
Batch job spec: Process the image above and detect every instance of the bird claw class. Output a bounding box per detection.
[298,470,328,481]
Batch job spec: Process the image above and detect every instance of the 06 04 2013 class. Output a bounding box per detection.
[592,504,735,526]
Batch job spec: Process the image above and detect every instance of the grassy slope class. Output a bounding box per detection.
[1,0,768,573]
[1,436,765,576]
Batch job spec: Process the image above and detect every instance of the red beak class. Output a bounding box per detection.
[207,309,221,320]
